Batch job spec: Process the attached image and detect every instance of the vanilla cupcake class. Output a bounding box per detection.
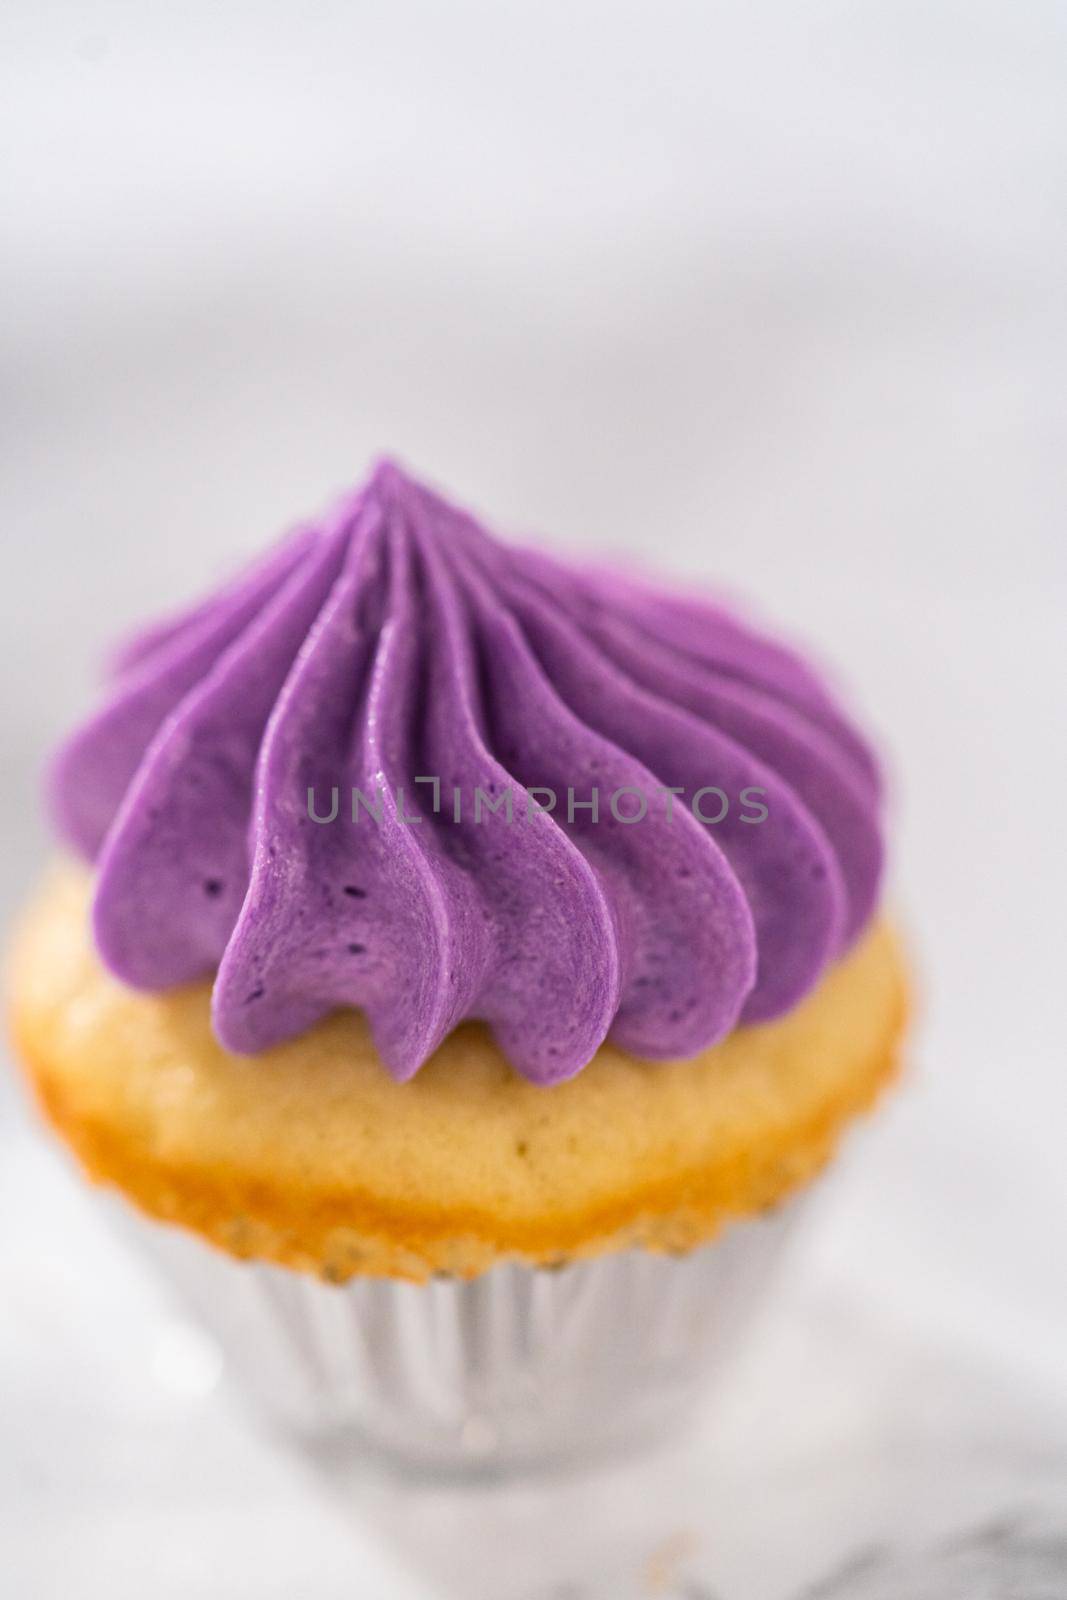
[9,461,907,1468]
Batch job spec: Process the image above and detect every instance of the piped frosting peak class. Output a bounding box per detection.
[51,460,883,1084]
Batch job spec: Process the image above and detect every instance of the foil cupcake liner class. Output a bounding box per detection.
[108,1196,807,1472]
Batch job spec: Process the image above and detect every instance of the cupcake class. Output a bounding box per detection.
[9,460,907,1469]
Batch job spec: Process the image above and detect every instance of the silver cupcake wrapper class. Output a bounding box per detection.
[108,1195,808,1472]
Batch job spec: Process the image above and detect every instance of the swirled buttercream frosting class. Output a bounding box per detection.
[50,460,883,1085]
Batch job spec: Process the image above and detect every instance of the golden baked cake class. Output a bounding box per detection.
[13,869,905,1281]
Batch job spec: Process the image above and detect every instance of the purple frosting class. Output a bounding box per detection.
[50,460,883,1085]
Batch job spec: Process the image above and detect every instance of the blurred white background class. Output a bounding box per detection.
[2,3,1066,1597]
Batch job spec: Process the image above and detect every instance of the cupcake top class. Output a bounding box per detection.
[50,460,883,1085]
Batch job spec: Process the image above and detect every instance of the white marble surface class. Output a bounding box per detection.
[2,3,1065,1595]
